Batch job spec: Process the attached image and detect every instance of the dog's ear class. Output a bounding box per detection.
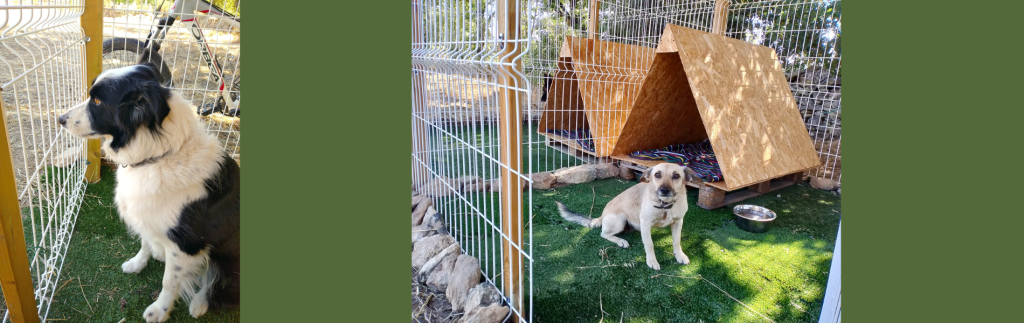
[116,81,167,130]
[682,166,704,184]
[639,167,652,183]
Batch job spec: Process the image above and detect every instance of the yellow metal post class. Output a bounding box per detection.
[82,0,103,183]
[712,0,732,36]
[0,92,41,323]
[589,0,599,39]
[497,0,523,320]
[411,0,431,189]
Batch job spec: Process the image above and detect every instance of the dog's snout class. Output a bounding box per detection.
[659,186,671,195]
[58,114,68,127]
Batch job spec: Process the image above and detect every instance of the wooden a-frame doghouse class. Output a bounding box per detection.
[611,24,821,209]
[538,36,654,157]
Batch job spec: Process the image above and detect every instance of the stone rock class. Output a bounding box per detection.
[412,208,445,243]
[455,176,481,191]
[425,251,460,291]
[460,304,510,323]
[530,172,556,190]
[594,163,619,179]
[463,282,503,314]
[412,195,427,209]
[446,254,482,311]
[412,234,455,271]
[809,177,840,191]
[619,165,636,180]
[412,199,434,227]
[463,180,489,192]
[417,176,455,197]
[489,177,527,192]
[553,165,596,185]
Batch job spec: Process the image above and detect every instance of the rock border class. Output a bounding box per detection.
[412,194,511,323]
[413,163,628,198]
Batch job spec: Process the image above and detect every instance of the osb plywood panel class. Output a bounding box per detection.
[563,36,655,156]
[538,57,588,132]
[610,53,707,156]
[666,24,820,190]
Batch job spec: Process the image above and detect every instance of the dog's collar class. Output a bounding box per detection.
[120,151,171,168]
[653,202,674,209]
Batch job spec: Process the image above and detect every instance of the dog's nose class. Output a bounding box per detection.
[58,114,68,127]
[659,187,671,195]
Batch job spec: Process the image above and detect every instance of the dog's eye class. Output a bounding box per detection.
[673,173,680,180]
[654,172,661,179]
[93,98,101,105]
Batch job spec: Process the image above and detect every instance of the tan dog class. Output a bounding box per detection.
[556,163,700,270]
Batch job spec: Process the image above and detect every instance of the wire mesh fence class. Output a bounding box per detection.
[411,0,533,321]
[414,0,840,321]
[102,0,241,164]
[1,1,89,321]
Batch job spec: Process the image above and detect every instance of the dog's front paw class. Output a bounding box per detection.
[675,251,690,265]
[122,257,147,274]
[617,240,630,248]
[144,301,172,322]
[646,257,661,270]
[189,295,209,318]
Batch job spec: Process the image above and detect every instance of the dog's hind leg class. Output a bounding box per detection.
[188,263,217,318]
[144,248,207,322]
[122,239,152,274]
[600,216,630,249]
[670,219,689,265]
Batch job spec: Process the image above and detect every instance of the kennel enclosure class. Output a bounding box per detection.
[414,0,840,321]
[611,23,820,209]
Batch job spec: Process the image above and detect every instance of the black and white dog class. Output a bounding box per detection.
[58,63,240,322]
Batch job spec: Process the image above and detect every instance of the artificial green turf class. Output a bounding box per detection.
[430,174,840,322]
[43,166,239,322]
[529,178,840,323]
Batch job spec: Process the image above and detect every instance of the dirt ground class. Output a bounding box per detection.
[412,268,459,323]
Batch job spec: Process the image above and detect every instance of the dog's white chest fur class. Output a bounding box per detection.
[115,167,206,240]
[109,92,223,242]
[646,207,684,227]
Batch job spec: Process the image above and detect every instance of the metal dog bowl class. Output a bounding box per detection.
[732,205,777,233]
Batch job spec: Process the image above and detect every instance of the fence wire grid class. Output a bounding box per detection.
[103,0,241,164]
[413,0,840,321]
[1,1,89,321]
[2,0,241,321]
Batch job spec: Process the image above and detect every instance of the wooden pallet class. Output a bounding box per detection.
[612,155,806,210]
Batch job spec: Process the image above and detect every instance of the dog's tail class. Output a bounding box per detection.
[555,201,601,228]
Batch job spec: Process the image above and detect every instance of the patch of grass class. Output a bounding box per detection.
[44,166,239,322]
[528,179,840,323]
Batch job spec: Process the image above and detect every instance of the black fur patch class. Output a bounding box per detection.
[168,154,240,255]
[87,63,171,152]
[166,154,241,309]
